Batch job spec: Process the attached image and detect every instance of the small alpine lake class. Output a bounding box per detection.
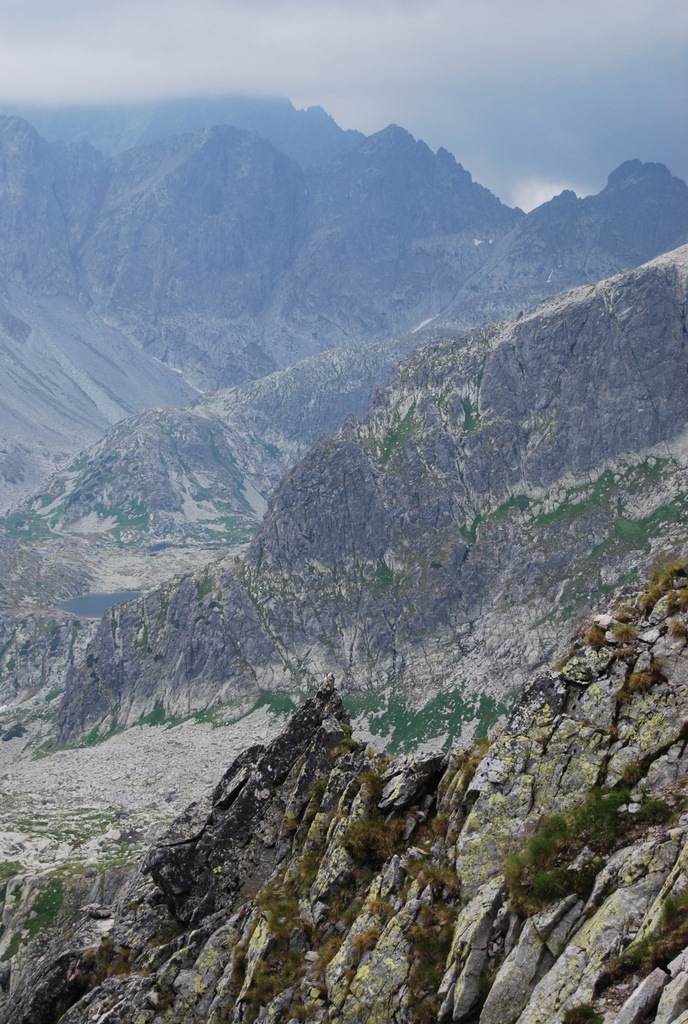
[59,592,143,618]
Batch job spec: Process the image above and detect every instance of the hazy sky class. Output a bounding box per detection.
[0,0,685,208]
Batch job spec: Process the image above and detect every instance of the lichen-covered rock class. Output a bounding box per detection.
[480,895,584,1024]
[655,969,688,1024]
[171,917,239,1018]
[378,752,447,812]
[438,877,505,1022]
[333,897,421,1024]
[238,915,275,1001]
[558,646,615,684]
[326,872,400,1010]
[516,835,680,1024]
[309,844,356,905]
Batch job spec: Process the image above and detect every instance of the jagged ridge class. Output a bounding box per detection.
[5,564,688,1023]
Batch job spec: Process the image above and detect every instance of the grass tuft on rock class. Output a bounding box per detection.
[342,816,405,869]
[563,1006,604,1024]
[505,789,639,913]
[584,626,607,650]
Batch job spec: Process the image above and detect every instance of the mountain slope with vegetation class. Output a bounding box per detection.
[55,246,688,747]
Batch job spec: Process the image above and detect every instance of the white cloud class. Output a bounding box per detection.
[0,0,684,201]
[510,179,591,213]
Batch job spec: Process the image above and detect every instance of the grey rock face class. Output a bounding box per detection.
[479,896,584,1024]
[612,968,668,1024]
[144,679,348,924]
[74,123,521,389]
[57,247,688,743]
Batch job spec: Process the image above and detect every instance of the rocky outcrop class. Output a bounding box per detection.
[7,566,688,1023]
[57,246,688,743]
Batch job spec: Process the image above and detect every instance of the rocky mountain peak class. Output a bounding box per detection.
[606,157,677,189]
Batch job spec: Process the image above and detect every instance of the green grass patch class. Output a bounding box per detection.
[344,688,512,753]
[342,814,405,869]
[194,574,215,601]
[137,702,167,727]
[461,396,480,433]
[380,405,417,465]
[0,861,23,881]
[0,932,21,962]
[1,510,51,540]
[504,787,659,914]
[371,560,394,594]
[251,692,299,718]
[490,494,531,522]
[563,1007,603,1024]
[460,513,484,544]
[534,471,616,529]
[80,727,104,747]
[26,877,64,940]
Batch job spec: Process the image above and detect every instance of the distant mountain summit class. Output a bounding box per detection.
[441,157,688,330]
[0,94,365,167]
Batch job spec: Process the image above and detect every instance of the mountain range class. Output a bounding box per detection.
[0,95,365,166]
[0,107,686,509]
[1,97,688,1021]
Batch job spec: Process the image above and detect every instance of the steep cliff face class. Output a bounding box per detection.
[7,565,688,1024]
[56,246,688,744]
[75,124,521,389]
[0,117,196,508]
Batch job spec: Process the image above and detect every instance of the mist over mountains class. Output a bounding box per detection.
[0,95,365,166]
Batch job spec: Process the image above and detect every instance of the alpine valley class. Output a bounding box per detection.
[0,98,687,1023]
